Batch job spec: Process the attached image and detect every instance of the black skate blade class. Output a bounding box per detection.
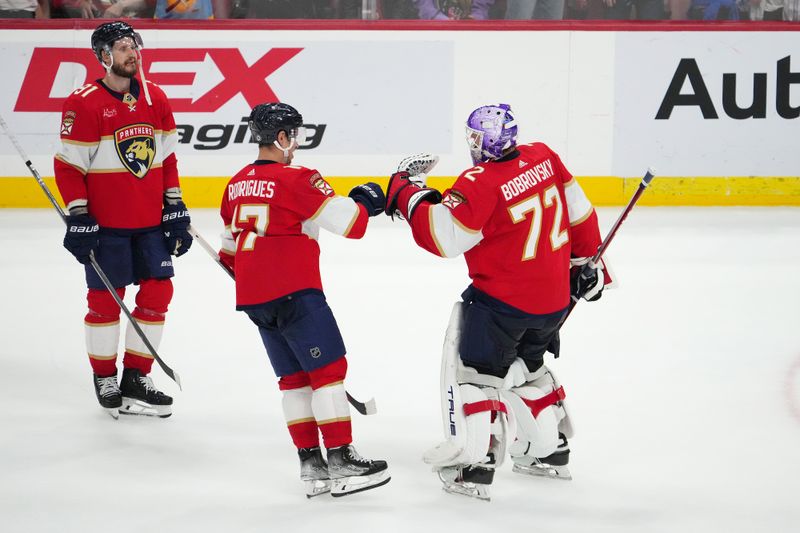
[331,476,391,498]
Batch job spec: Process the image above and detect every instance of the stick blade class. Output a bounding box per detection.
[346,392,377,416]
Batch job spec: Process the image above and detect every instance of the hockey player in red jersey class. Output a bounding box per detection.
[55,21,193,419]
[386,104,612,500]
[218,102,390,498]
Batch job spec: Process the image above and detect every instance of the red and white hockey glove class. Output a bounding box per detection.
[385,171,442,220]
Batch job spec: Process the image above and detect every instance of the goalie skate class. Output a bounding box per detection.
[436,465,491,502]
[512,459,572,481]
[327,445,391,497]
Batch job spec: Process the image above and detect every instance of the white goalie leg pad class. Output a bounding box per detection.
[423,303,515,468]
[503,364,573,460]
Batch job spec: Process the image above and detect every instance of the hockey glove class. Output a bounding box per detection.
[385,171,442,220]
[570,258,605,302]
[348,182,386,217]
[63,214,99,265]
[161,201,193,257]
[397,153,439,184]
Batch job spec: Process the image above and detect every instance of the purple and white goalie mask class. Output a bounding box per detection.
[465,104,518,164]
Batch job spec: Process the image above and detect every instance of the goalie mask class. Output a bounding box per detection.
[91,21,143,65]
[465,103,518,165]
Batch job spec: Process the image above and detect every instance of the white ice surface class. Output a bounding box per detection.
[1,207,799,533]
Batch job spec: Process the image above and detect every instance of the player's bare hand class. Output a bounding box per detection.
[78,0,95,18]
[102,4,126,18]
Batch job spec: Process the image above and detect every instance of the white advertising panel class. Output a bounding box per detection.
[0,29,457,176]
[0,27,797,182]
[614,32,800,176]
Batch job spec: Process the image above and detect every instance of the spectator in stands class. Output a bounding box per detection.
[505,0,564,19]
[688,0,740,18]
[414,0,494,19]
[0,0,49,17]
[783,0,799,18]
[382,0,420,18]
[666,0,691,18]
[747,0,785,19]
[603,0,664,19]
[50,0,148,17]
[99,0,228,18]
[231,0,330,18]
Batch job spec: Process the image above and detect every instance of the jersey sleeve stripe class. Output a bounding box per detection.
[61,139,101,147]
[161,130,178,160]
[309,197,332,222]
[342,204,361,237]
[310,196,362,237]
[428,209,447,257]
[54,153,87,174]
[430,204,484,258]
[220,226,236,254]
[564,179,593,224]
[570,207,595,227]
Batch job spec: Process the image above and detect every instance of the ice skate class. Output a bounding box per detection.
[512,459,572,480]
[435,462,494,502]
[93,373,122,419]
[326,445,390,497]
[299,447,332,498]
[512,434,572,481]
[119,368,172,418]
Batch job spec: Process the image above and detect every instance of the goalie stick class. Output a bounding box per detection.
[0,114,181,388]
[189,226,378,416]
[562,168,656,325]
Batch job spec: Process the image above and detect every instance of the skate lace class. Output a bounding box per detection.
[346,447,372,465]
[97,376,119,398]
[138,375,159,394]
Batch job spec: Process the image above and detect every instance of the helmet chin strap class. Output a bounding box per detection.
[102,47,114,74]
[273,138,296,163]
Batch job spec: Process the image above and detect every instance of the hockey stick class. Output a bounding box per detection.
[562,168,656,324]
[188,225,235,280]
[189,224,378,415]
[0,114,181,389]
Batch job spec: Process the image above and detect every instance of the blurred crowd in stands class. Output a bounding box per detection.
[1,0,797,22]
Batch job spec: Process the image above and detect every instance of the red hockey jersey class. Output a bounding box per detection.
[409,143,603,314]
[54,79,180,229]
[219,162,370,308]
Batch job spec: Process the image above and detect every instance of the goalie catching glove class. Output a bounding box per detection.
[384,171,442,220]
[397,153,439,181]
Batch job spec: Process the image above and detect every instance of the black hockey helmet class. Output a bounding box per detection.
[249,102,304,146]
[91,21,143,63]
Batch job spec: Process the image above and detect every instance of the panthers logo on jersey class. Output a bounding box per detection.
[114,123,156,179]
